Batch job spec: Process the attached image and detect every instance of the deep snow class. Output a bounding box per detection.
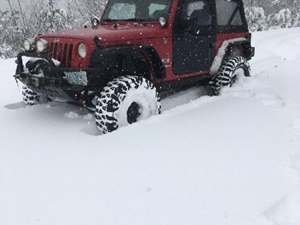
[1,28,300,225]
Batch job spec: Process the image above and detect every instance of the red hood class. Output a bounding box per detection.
[41,23,168,44]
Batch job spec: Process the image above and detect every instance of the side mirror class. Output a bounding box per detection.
[91,16,100,28]
[159,17,168,27]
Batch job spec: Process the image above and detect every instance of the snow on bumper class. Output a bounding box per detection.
[14,53,89,89]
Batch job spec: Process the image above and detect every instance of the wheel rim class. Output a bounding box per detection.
[127,102,142,124]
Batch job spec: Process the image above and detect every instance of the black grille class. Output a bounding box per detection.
[48,42,73,67]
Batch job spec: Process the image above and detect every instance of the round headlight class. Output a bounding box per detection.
[36,39,48,53]
[78,43,87,58]
[24,39,32,51]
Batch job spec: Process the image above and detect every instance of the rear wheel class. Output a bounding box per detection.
[95,76,161,134]
[208,56,250,95]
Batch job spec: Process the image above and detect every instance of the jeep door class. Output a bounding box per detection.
[172,0,216,74]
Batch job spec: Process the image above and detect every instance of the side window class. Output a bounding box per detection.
[187,0,212,26]
[216,0,243,27]
[175,0,212,28]
[187,1,205,17]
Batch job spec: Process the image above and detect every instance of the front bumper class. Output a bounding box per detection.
[14,52,97,91]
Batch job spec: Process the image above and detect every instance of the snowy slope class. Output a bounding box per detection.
[1,28,300,225]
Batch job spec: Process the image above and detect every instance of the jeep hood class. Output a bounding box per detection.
[41,24,168,44]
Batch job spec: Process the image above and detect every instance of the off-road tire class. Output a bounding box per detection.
[95,76,161,134]
[22,85,50,105]
[208,56,250,96]
[22,86,40,105]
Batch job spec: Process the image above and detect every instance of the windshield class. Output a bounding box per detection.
[102,0,172,22]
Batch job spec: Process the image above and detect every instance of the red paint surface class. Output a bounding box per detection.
[40,0,251,82]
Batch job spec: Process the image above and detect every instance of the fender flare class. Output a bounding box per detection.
[140,46,166,79]
[90,45,166,80]
[210,37,247,75]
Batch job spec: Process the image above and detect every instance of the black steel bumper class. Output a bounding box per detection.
[14,52,98,92]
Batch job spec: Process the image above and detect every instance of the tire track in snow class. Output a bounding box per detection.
[250,29,300,225]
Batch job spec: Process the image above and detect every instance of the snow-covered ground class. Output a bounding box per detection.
[1,28,300,225]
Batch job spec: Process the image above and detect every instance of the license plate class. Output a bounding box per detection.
[64,71,88,86]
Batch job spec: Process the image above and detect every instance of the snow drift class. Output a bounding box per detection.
[0,28,300,225]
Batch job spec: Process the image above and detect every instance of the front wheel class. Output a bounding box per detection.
[95,76,161,134]
[22,86,40,105]
[208,56,250,96]
[22,85,49,105]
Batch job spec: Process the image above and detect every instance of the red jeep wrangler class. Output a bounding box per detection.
[15,0,255,134]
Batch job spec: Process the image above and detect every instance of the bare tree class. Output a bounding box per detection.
[16,0,26,29]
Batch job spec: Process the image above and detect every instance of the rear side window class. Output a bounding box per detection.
[216,0,247,31]
[231,11,242,25]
